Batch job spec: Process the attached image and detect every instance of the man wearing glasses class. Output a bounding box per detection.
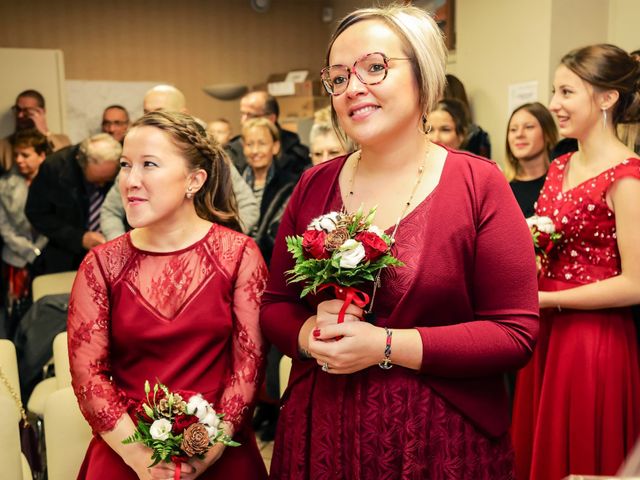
[100,105,130,144]
[225,91,310,176]
[1,90,71,174]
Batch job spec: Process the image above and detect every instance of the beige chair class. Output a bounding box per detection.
[44,387,92,480]
[279,355,292,398]
[0,340,34,480]
[31,270,77,302]
[27,332,70,415]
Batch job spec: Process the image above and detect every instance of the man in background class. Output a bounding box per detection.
[25,133,120,274]
[1,89,71,173]
[101,104,130,144]
[225,91,310,175]
[207,118,233,146]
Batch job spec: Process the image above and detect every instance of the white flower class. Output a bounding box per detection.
[205,424,219,439]
[309,212,340,232]
[186,394,211,421]
[149,418,172,441]
[201,410,220,429]
[337,239,366,269]
[367,225,384,238]
[526,215,555,234]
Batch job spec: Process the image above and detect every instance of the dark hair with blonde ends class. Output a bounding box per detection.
[131,111,241,231]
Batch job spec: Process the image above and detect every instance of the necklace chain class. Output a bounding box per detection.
[345,147,428,313]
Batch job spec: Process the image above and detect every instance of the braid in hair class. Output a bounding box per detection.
[131,111,241,231]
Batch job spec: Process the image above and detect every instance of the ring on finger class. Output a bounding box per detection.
[321,361,330,372]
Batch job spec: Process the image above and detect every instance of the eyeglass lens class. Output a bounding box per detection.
[322,53,388,95]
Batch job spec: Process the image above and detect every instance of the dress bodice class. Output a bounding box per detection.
[68,225,267,434]
[536,154,640,285]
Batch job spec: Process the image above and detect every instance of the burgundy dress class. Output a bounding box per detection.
[68,225,269,479]
[261,150,540,479]
[512,154,640,479]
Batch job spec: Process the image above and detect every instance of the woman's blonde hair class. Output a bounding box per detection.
[325,4,447,143]
[241,117,280,143]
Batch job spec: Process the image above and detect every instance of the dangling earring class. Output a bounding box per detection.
[186,187,193,199]
[420,115,432,135]
[602,108,607,129]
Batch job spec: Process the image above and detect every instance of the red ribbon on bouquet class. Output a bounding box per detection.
[172,455,188,480]
[317,283,370,323]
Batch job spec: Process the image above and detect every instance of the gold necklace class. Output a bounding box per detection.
[344,147,428,313]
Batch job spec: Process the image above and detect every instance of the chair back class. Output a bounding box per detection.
[32,271,77,302]
[0,395,24,480]
[44,387,91,480]
[53,332,70,389]
[0,339,21,401]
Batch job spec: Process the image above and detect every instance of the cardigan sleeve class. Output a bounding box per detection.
[417,163,539,376]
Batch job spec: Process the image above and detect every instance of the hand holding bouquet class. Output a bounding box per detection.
[123,381,238,479]
[285,207,403,322]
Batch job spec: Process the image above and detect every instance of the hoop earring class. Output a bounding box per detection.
[602,108,607,129]
[420,116,432,135]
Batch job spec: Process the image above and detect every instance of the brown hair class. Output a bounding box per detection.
[12,128,52,156]
[131,111,241,231]
[432,98,470,140]
[504,102,558,181]
[561,44,640,125]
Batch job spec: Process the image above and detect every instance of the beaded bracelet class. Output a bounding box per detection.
[378,327,393,370]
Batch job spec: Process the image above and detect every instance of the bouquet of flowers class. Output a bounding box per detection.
[123,381,238,477]
[285,207,403,322]
[526,215,562,258]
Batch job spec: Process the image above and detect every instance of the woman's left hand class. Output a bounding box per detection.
[181,443,225,479]
[309,321,386,374]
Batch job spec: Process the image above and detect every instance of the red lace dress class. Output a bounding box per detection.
[512,154,640,480]
[68,225,268,480]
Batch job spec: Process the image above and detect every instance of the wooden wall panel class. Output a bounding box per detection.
[0,0,332,128]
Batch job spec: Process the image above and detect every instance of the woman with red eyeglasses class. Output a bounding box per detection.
[260,5,538,479]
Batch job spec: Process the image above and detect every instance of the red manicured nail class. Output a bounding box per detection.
[313,328,321,337]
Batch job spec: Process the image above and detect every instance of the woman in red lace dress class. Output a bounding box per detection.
[260,5,539,479]
[68,111,268,480]
[512,44,640,479]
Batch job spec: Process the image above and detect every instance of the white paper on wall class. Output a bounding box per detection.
[508,81,539,114]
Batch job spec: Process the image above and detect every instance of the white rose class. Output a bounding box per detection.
[337,239,366,269]
[149,418,172,441]
[310,212,340,232]
[186,394,211,421]
[536,216,556,234]
[525,215,538,228]
[201,410,220,429]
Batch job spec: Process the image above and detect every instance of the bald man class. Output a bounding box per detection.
[100,85,259,238]
[225,91,310,176]
[143,85,187,114]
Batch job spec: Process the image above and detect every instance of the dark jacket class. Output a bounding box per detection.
[226,127,310,177]
[25,145,113,274]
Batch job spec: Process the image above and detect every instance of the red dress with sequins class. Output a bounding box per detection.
[68,225,269,479]
[512,154,640,480]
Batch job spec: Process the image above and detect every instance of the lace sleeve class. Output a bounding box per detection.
[68,250,128,434]
[218,239,268,433]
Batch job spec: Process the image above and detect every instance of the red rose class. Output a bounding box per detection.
[302,230,330,259]
[172,414,199,434]
[355,231,388,261]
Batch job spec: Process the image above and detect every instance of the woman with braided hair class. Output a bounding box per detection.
[68,111,268,479]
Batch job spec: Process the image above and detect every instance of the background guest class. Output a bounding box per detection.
[25,133,120,274]
[427,98,470,151]
[0,129,50,336]
[207,118,233,146]
[504,102,559,217]
[1,90,71,174]
[101,105,130,144]
[444,74,492,158]
[308,106,351,166]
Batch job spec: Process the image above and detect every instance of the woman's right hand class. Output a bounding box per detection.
[315,299,364,329]
[125,444,195,479]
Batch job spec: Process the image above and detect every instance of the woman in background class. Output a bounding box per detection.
[504,102,558,217]
[309,106,352,165]
[427,98,470,150]
[0,129,50,336]
[69,111,268,479]
[512,44,640,480]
